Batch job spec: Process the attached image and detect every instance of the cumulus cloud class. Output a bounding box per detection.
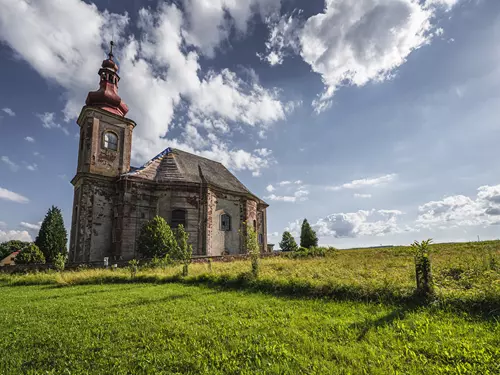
[24,136,35,143]
[327,173,397,191]
[417,184,500,228]
[1,107,15,116]
[258,11,303,66]
[266,184,275,192]
[36,112,70,136]
[0,229,32,243]
[354,193,372,198]
[287,209,411,239]
[1,156,19,172]
[20,221,41,231]
[26,163,38,172]
[0,0,294,177]
[265,188,309,203]
[259,0,459,113]
[0,187,29,203]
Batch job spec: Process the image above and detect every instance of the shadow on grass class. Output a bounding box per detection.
[113,293,190,308]
[2,272,499,320]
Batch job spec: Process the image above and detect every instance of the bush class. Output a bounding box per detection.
[15,244,46,264]
[244,222,260,278]
[148,254,171,270]
[36,206,68,262]
[137,216,177,258]
[171,224,192,277]
[300,219,318,249]
[0,240,30,259]
[53,253,68,272]
[128,259,139,278]
[279,231,298,252]
[411,239,434,298]
[287,246,336,259]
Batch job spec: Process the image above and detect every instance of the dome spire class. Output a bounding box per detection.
[85,41,129,117]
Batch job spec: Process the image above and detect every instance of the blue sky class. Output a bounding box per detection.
[1,0,500,248]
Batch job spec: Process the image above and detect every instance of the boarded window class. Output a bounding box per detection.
[103,132,118,151]
[259,233,263,244]
[171,209,186,229]
[221,214,231,231]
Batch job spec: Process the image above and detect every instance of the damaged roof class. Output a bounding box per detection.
[123,148,260,198]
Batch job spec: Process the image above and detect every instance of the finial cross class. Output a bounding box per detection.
[109,41,114,57]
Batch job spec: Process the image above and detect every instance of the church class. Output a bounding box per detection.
[68,44,268,262]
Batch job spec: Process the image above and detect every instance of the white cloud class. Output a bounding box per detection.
[182,0,281,58]
[258,0,459,113]
[1,156,19,172]
[0,0,292,177]
[24,136,35,143]
[0,187,29,203]
[289,209,411,239]
[417,184,500,228]
[0,230,32,243]
[1,107,15,116]
[266,184,275,192]
[20,221,41,231]
[26,163,38,171]
[36,112,69,136]
[327,173,397,191]
[265,188,309,203]
[258,11,303,66]
[354,193,372,198]
[425,0,459,10]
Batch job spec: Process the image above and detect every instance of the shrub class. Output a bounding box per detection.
[244,223,260,278]
[0,240,30,259]
[53,253,67,272]
[15,244,46,264]
[36,206,68,262]
[279,231,298,252]
[137,216,177,258]
[171,224,192,277]
[128,259,139,278]
[411,239,434,298]
[300,219,318,249]
[148,254,171,270]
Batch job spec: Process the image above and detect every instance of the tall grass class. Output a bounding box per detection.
[1,240,499,314]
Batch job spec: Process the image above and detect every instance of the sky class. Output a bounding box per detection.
[1,0,500,249]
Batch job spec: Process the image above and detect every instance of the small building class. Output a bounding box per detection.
[69,44,269,262]
[0,251,20,266]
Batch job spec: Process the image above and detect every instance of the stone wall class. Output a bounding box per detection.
[210,190,244,255]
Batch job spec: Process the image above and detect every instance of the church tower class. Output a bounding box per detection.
[69,42,136,262]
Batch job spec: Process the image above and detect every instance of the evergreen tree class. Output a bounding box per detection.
[279,231,298,252]
[300,219,318,249]
[172,224,192,276]
[137,216,177,258]
[35,206,68,262]
[15,243,46,264]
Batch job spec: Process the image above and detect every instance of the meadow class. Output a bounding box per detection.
[0,241,499,374]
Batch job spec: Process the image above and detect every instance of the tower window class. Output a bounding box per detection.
[103,131,118,151]
[221,214,231,231]
[171,209,186,229]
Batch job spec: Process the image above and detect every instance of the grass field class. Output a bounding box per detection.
[0,241,499,374]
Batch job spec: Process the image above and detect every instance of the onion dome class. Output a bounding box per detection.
[85,41,128,117]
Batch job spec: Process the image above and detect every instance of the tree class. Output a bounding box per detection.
[0,240,30,259]
[300,219,318,249]
[35,206,68,262]
[172,224,192,276]
[137,216,177,258]
[245,222,260,278]
[411,239,434,298]
[279,231,298,252]
[15,243,46,264]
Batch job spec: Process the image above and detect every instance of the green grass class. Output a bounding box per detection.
[0,240,499,373]
[0,283,498,374]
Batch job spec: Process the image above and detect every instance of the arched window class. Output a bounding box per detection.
[171,209,186,229]
[221,214,231,231]
[103,131,118,151]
